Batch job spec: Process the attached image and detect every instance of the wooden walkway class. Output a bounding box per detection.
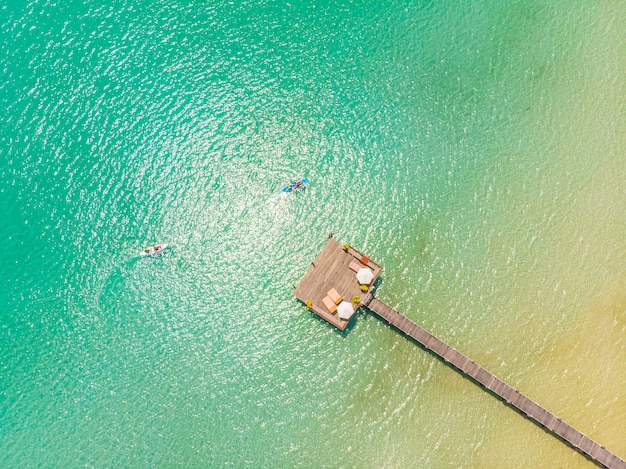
[364,295,626,469]
[294,238,625,468]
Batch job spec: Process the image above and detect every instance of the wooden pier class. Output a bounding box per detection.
[365,296,626,469]
[293,238,626,469]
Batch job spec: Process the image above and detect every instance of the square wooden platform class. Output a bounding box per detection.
[293,238,382,330]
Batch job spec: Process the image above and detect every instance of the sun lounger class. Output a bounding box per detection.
[322,295,337,314]
[327,288,343,304]
[349,261,362,272]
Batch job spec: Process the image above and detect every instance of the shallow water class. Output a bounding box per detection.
[1,0,625,467]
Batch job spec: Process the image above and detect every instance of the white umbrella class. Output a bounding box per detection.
[337,301,354,320]
[356,267,374,285]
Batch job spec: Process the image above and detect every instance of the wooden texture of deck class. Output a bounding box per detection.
[365,296,626,469]
[293,238,382,330]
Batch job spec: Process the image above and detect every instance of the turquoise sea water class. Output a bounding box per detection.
[2,1,625,467]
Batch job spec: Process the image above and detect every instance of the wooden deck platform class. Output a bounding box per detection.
[293,238,625,469]
[293,237,382,330]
